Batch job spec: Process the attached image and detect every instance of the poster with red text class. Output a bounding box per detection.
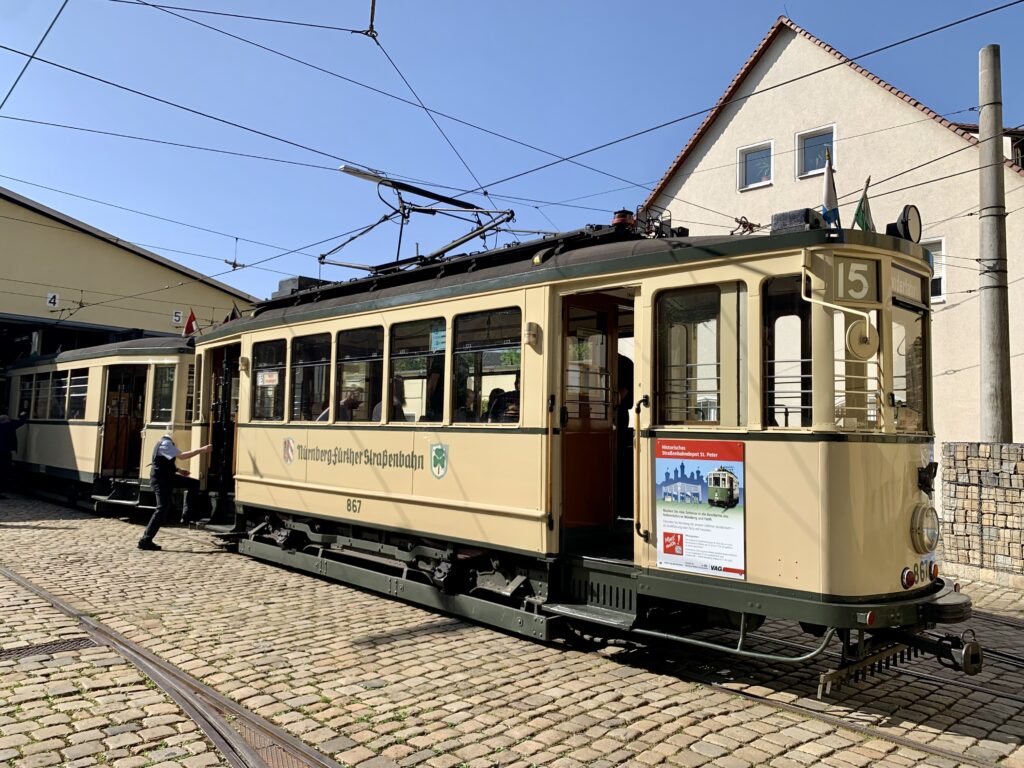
[655,439,746,580]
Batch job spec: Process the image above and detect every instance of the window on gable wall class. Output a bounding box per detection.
[920,239,946,303]
[797,127,833,176]
[739,144,772,189]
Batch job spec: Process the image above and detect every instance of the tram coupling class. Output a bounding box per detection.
[883,628,984,676]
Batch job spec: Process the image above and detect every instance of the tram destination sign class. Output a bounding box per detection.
[891,265,927,304]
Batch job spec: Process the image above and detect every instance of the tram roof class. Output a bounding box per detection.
[201,226,927,343]
[7,336,195,370]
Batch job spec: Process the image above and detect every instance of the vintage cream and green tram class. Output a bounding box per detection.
[195,218,981,685]
[7,337,197,512]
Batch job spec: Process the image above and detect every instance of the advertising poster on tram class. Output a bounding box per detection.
[654,439,746,580]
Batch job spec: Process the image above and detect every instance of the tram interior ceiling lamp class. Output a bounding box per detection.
[886,205,922,243]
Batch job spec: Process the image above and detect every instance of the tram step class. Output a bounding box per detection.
[90,495,143,507]
[543,603,636,630]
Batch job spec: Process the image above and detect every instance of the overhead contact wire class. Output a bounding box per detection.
[467,0,1024,195]
[0,0,70,112]
[0,42,360,166]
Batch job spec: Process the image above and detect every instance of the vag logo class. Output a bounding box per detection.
[429,443,449,479]
[282,437,296,465]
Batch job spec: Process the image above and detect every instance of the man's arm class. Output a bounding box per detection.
[177,444,213,461]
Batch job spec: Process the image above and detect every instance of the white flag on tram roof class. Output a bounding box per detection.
[821,149,840,228]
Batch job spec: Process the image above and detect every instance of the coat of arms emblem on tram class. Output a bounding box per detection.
[282,437,296,465]
[429,443,449,479]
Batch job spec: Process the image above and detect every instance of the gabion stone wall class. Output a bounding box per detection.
[941,442,1024,581]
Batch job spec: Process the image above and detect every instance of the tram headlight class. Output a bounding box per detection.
[910,503,941,554]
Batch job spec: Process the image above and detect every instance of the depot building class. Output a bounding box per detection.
[0,184,256,408]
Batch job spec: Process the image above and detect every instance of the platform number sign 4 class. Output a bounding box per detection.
[834,257,879,303]
[46,292,59,309]
[172,310,183,325]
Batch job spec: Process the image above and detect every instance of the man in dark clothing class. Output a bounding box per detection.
[139,434,211,550]
[0,413,28,499]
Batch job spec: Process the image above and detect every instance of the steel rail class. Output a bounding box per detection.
[740,631,1024,705]
[973,612,1024,631]
[667,664,1005,768]
[0,565,347,768]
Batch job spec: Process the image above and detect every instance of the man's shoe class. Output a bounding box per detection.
[137,540,162,551]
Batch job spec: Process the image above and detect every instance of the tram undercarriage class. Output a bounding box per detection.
[228,507,982,696]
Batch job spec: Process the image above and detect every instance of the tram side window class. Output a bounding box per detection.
[892,304,928,432]
[336,327,383,422]
[252,340,286,421]
[49,371,68,419]
[67,369,88,420]
[191,357,202,422]
[453,308,522,423]
[656,286,721,424]
[390,318,445,423]
[18,375,33,417]
[763,275,812,428]
[32,373,51,420]
[151,365,175,423]
[291,334,331,422]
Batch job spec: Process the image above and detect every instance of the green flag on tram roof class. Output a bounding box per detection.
[853,176,875,232]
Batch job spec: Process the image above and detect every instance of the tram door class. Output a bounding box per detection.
[100,365,148,478]
[208,344,240,521]
[560,293,632,558]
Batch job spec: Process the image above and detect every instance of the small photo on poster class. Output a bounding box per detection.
[654,439,746,580]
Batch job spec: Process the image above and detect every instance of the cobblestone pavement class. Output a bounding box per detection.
[0,570,226,766]
[0,496,1022,768]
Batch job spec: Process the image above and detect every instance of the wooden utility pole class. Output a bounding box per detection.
[978,44,1013,442]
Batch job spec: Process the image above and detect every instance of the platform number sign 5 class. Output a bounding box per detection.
[46,292,59,309]
[172,310,183,325]
[834,257,879,303]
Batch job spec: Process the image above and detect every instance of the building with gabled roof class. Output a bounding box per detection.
[0,184,257,371]
[642,16,1024,445]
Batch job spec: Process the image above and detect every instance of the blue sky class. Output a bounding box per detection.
[1,0,1022,301]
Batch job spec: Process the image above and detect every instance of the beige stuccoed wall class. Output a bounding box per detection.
[1,197,251,333]
[651,26,1024,450]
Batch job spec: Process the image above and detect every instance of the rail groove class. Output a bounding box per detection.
[0,565,346,768]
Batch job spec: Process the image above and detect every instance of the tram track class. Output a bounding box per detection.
[635,653,1010,768]
[0,564,346,768]
[616,625,1022,768]
[737,630,1024,705]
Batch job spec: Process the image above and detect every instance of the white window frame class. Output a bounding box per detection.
[795,124,835,179]
[920,237,946,304]
[737,140,773,191]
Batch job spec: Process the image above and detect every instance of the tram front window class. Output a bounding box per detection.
[892,304,928,432]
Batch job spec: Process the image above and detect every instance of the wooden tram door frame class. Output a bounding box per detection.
[99,364,148,479]
[208,343,241,521]
[559,292,632,556]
